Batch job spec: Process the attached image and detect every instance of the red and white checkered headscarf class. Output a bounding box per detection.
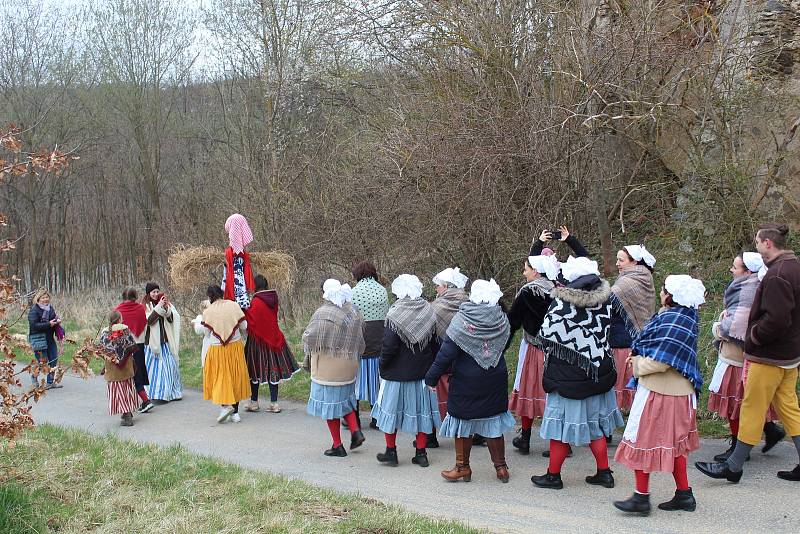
[224,214,253,254]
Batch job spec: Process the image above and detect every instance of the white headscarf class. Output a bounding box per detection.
[391,274,424,299]
[742,252,768,281]
[432,267,469,289]
[624,244,656,268]
[469,278,503,306]
[323,279,349,308]
[528,255,560,281]
[560,256,600,283]
[664,275,706,308]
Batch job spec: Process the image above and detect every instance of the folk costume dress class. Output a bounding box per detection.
[610,259,656,411]
[98,324,140,417]
[426,279,514,483]
[143,297,183,401]
[371,275,441,457]
[114,299,149,397]
[351,276,389,406]
[429,267,469,420]
[245,290,298,386]
[194,299,251,407]
[222,214,255,309]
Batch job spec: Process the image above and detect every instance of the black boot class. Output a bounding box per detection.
[350,430,365,450]
[613,492,651,515]
[413,433,439,449]
[713,437,738,462]
[531,471,564,490]
[369,417,379,430]
[512,428,531,455]
[585,468,614,488]
[762,422,786,453]
[606,433,613,445]
[542,445,573,458]
[694,461,743,483]
[324,444,347,457]
[658,488,696,511]
[472,434,487,446]
[777,465,800,481]
[376,447,399,466]
[412,448,430,467]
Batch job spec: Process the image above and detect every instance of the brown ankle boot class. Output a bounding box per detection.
[441,437,473,482]
[487,436,510,482]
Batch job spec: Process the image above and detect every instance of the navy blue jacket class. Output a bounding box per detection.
[28,305,57,338]
[608,309,633,348]
[379,329,435,382]
[425,336,508,420]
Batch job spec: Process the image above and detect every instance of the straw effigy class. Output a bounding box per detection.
[168,245,297,294]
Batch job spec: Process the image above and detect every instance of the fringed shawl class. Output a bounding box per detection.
[611,264,655,338]
[718,273,760,344]
[385,297,437,351]
[538,280,613,381]
[201,299,246,345]
[446,301,510,369]
[303,301,365,360]
[632,305,703,392]
[98,325,137,365]
[430,288,469,339]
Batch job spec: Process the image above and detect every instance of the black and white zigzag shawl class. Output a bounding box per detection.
[538,280,613,381]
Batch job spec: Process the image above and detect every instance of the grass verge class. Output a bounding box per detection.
[0,424,478,534]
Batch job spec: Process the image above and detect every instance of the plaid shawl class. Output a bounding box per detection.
[611,264,655,337]
[303,301,365,360]
[385,297,437,350]
[98,326,137,365]
[446,301,510,370]
[718,273,759,343]
[430,288,469,338]
[632,305,703,391]
[538,281,613,380]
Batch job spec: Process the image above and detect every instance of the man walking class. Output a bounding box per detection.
[696,223,800,482]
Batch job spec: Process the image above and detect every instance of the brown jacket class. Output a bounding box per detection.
[744,251,800,367]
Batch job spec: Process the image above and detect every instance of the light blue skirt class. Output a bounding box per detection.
[355,356,380,405]
[370,379,441,434]
[439,411,516,439]
[144,344,183,401]
[306,381,357,420]
[539,390,624,446]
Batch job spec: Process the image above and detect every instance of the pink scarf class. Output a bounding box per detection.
[225,214,253,254]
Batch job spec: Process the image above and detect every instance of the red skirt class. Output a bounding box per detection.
[613,348,634,412]
[615,386,700,473]
[107,378,138,416]
[708,363,744,420]
[435,374,450,421]
[508,343,546,419]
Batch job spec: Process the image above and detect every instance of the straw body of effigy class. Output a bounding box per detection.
[168,245,297,293]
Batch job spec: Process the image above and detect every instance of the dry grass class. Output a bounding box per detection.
[168,245,297,294]
[0,425,479,534]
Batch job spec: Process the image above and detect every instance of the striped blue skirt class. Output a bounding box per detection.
[539,390,624,446]
[370,379,441,435]
[355,356,380,405]
[306,381,357,420]
[439,411,516,438]
[144,344,183,401]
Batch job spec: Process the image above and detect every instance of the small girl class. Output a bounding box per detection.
[98,311,140,426]
[613,275,705,515]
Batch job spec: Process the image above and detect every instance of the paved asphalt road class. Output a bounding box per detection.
[30,374,800,533]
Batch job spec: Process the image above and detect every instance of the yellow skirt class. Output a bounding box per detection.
[203,340,251,405]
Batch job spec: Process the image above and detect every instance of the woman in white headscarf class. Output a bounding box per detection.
[372,274,440,468]
[707,252,783,462]
[609,244,657,417]
[303,279,366,457]
[426,279,515,484]
[508,255,558,456]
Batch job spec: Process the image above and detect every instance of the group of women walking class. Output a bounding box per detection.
[34,215,798,518]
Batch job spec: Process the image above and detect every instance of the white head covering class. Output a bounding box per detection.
[624,244,656,268]
[560,256,600,283]
[391,274,424,299]
[742,252,768,281]
[322,278,348,308]
[528,255,560,281]
[664,275,706,308]
[341,283,353,303]
[432,267,469,289]
[469,278,503,306]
